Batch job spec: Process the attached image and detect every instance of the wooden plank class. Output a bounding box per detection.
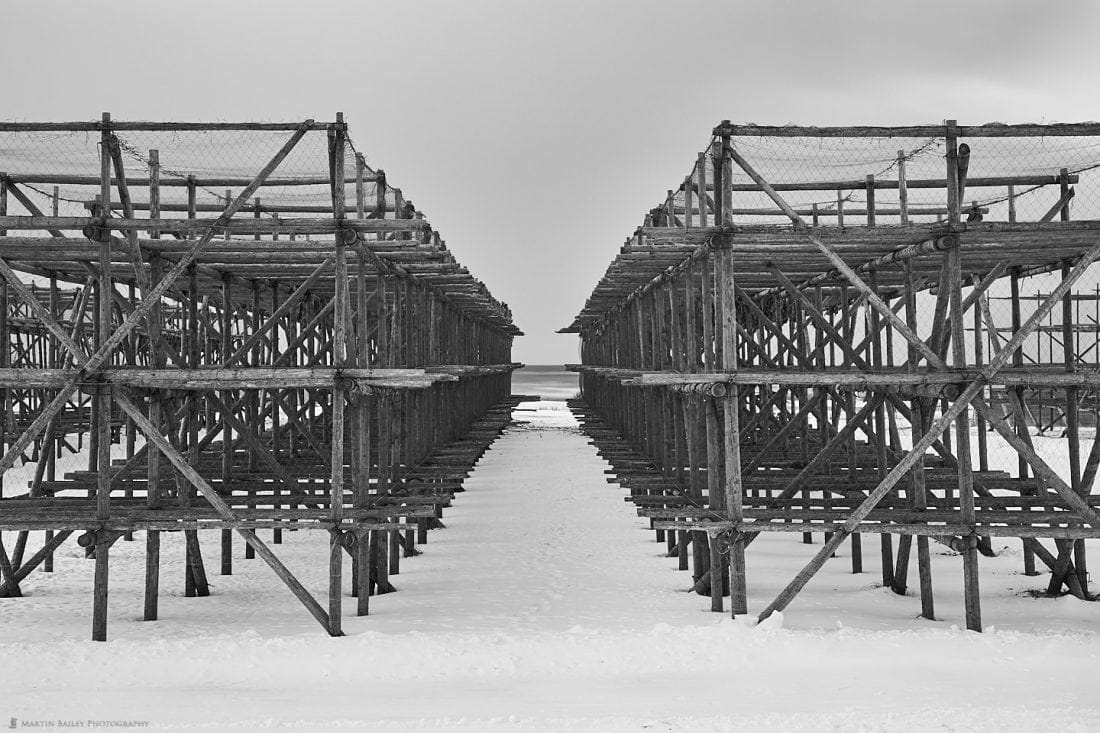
[714,121,1100,138]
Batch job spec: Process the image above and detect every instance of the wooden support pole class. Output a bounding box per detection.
[220,275,233,576]
[144,149,163,620]
[717,239,747,614]
[1009,269,1037,575]
[1059,257,1087,595]
[92,112,113,642]
[946,120,982,632]
[328,113,348,636]
[897,150,909,225]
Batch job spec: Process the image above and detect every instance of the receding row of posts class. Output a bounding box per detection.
[0,114,521,640]
[569,120,1099,630]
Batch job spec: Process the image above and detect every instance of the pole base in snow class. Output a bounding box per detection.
[692,570,730,597]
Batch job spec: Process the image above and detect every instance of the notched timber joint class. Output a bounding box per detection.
[945,534,985,554]
[137,387,176,402]
[81,221,112,243]
[77,529,126,548]
[328,527,357,550]
[337,227,360,245]
[706,230,738,249]
[78,377,111,396]
[346,383,375,404]
[704,523,737,540]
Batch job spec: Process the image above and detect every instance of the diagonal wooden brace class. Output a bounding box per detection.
[972,398,1100,528]
[0,530,72,596]
[113,389,336,635]
[758,379,986,621]
[83,121,315,376]
[223,255,335,366]
[0,257,86,365]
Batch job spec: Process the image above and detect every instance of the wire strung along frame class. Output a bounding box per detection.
[0,114,523,640]
[564,120,1100,630]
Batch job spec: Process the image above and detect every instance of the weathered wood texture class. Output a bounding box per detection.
[0,115,522,640]
[568,120,1100,630]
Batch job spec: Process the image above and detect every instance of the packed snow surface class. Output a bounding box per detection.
[2,401,1099,731]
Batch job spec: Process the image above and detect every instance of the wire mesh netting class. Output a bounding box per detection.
[0,125,398,228]
[663,128,1100,227]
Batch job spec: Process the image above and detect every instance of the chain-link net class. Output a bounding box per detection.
[0,125,375,229]
[664,129,1100,227]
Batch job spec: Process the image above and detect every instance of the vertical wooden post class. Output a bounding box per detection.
[865,174,875,226]
[0,174,7,595]
[1059,167,1072,222]
[373,274,390,592]
[684,175,694,229]
[270,280,283,545]
[717,134,746,615]
[701,250,724,609]
[946,120,981,631]
[244,280,260,561]
[88,275,100,476]
[711,140,724,227]
[45,275,59,572]
[845,284,863,574]
[353,153,372,615]
[220,275,233,576]
[92,112,113,642]
[902,260,934,618]
[1061,260,1087,593]
[328,113,348,636]
[183,264,209,597]
[144,149,162,620]
[1010,269,1036,575]
[973,281,988,472]
[897,150,909,225]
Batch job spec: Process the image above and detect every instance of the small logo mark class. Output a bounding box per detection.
[8,718,17,730]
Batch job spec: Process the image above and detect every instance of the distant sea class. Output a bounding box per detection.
[511,364,579,400]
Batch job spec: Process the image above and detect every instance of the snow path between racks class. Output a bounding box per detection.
[1,401,1098,731]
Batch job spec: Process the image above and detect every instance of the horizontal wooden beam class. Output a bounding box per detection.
[0,216,428,234]
[0,121,334,132]
[0,366,521,389]
[703,175,1075,194]
[571,365,1100,389]
[714,121,1100,138]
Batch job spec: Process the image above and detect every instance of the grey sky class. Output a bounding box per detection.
[2,0,1098,363]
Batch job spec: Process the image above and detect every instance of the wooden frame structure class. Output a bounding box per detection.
[565,120,1100,630]
[0,114,521,639]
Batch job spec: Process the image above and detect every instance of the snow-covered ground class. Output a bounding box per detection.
[2,401,1099,731]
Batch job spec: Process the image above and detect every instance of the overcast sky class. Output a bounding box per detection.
[3,0,1099,363]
